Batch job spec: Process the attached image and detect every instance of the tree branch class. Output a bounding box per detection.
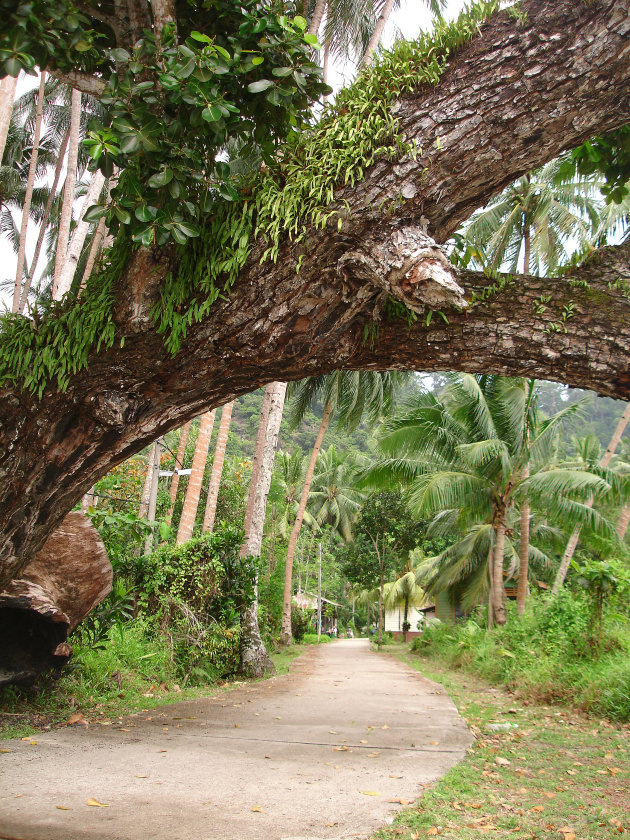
[50,70,106,97]
[0,0,629,583]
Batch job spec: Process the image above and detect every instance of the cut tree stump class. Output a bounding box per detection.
[0,512,112,686]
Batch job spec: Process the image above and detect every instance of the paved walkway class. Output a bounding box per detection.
[0,639,471,840]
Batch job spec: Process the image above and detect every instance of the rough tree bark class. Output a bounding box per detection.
[166,420,191,523]
[0,73,18,163]
[0,0,629,587]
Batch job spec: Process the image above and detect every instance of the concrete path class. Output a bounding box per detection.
[0,639,471,840]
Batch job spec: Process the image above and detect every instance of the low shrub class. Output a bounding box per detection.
[410,593,630,722]
[301,633,332,644]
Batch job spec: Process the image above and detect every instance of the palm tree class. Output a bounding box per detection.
[279,370,402,644]
[166,421,191,523]
[202,401,235,533]
[461,156,604,277]
[363,375,613,625]
[552,405,630,592]
[239,381,287,677]
[176,411,216,544]
[307,445,364,540]
[52,87,81,298]
[0,73,19,163]
[383,555,428,640]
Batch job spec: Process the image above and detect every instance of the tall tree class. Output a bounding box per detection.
[239,381,287,677]
[176,410,216,544]
[12,72,45,313]
[51,87,80,298]
[166,420,191,523]
[0,74,18,163]
[280,370,400,644]
[363,375,612,624]
[202,400,234,533]
[552,402,630,592]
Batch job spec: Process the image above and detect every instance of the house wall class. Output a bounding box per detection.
[384,604,425,636]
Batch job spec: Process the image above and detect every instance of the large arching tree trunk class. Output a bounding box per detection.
[0,0,629,588]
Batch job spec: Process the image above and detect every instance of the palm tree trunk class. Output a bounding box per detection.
[617,501,630,540]
[79,173,116,291]
[403,595,409,642]
[18,127,70,313]
[166,420,191,523]
[307,0,326,35]
[280,399,332,645]
[139,441,159,519]
[239,381,287,678]
[12,72,46,313]
[378,558,384,646]
[243,386,273,535]
[0,73,18,164]
[202,401,234,533]
[487,538,494,629]
[523,223,532,275]
[55,170,106,297]
[144,440,162,554]
[553,402,630,593]
[360,0,396,68]
[493,510,507,626]
[516,464,530,615]
[52,87,81,298]
[176,410,216,544]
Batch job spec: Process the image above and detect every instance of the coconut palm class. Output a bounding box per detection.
[461,155,604,276]
[279,370,404,644]
[362,374,614,625]
[383,555,428,640]
[307,445,364,540]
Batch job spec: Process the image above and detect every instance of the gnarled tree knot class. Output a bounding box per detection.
[337,225,467,313]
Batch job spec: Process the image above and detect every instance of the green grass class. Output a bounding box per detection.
[0,621,306,741]
[372,647,630,840]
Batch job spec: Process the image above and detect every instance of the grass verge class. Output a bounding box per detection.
[0,631,304,742]
[373,645,629,840]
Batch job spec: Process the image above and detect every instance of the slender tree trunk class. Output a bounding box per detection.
[79,172,116,291]
[487,538,494,630]
[12,73,46,313]
[55,170,106,298]
[243,386,273,535]
[52,87,81,298]
[360,0,395,68]
[144,440,162,554]
[403,595,409,642]
[166,420,191,523]
[19,127,70,313]
[280,399,331,645]
[176,410,216,544]
[493,510,507,626]
[378,560,384,646]
[239,381,287,678]
[306,0,326,36]
[139,441,159,519]
[202,401,234,533]
[553,401,630,593]
[617,502,630,540]
[0,73,18,164]
[517,464,530,615]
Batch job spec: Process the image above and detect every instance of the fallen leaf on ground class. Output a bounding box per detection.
[608,767,622,776]
[368,753,379,757]
[388,798,410,805]
[134,774,148,778]
[329,730,338,735]
[86,798,109,807]
[495,757,510,766]
[381,724,389,730]
[559,828,575,840]
[0,749,11,753]
[359,790,380,797]
[333,746,348,751]
[56,805,72,810]
[427,828,439,836]
[530,805,544,813]
[67,713,87,726]
[251,805,264,812]
[542,792,556,799]
[390,774,403,778]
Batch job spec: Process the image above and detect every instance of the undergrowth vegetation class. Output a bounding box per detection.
[411,592,630,722]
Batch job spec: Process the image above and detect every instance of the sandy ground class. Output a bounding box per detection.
[0,639,471,840]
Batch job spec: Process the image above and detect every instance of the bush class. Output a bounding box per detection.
[291,607,311,642]
[410,593,630,722]
[301,633,332,644]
